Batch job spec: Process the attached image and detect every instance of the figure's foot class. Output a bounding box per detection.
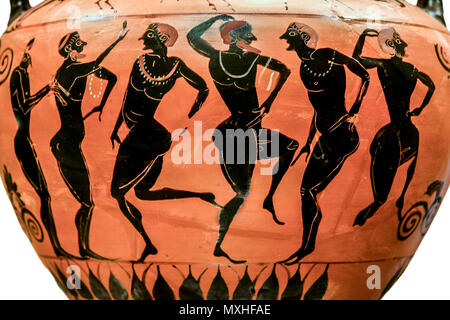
[200,193,224,209]
[279,246,314,266]
[263,197,285,225]
[353,203,379,227]
[80,247,114,261]
[214,246,246,264]
[137,244,158,263]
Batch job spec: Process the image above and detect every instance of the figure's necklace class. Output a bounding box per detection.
[89,67,103,99]
[139,54,179,86]
[302,50,336,78]
[219,51,259,79]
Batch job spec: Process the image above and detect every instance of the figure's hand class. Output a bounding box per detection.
[110,132,121,149]
[50,85,63,98]
[251,100,271,116]
[362,29,379,37]
[251,106,263,114]
[291,144,311,167]
[348,101,362,117]
[299,144,311,162]
[407,108,422,117]
[49,80,60,93]
[216,14,235,22]
[83,105,104,121]
[261,99,274,115]
[118,21,129,41]
[119,30,130,41]
[188,90,208,118]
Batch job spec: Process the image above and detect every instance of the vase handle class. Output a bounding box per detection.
[9,0,32,26]
[417,0,446,26]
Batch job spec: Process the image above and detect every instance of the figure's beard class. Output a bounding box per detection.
[396,50,407,58]
[286,42,295,51]
[70,51,86,61]
[236,40,261,54]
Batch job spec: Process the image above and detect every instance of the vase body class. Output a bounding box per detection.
[0,0,448,300]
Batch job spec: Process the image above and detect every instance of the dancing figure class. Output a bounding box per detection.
[110,23,215,263]
[280,23,370,264]
[352,28,435,226]
[188,15,298,264]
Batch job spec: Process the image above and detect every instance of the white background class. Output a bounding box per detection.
[0,0,448,300]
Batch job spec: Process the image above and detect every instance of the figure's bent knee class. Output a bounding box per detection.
[110,73,118,85]
[134,188,146,200]
[111,185,126,200]
[134,184,162,200]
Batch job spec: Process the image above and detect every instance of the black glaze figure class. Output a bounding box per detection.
[279,23,370,265]
[352,28,435,227]
[9,39,70,253]
[188,15,298,264]
[110,23,214,263]
[51,24,128,260]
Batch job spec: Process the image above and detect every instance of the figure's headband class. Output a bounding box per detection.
[58,32,79,52]
[378,27,398,56]
[220,21,250,44]
[146,23,178,47]
[287,22,318,48]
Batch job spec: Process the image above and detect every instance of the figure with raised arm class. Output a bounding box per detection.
[188,15,299,264]
[51,23,128,260]
[352,28,435,227]
[110,23,216,263]
[279,23,370,264]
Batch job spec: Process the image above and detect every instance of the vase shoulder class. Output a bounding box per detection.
[5,0,448,35]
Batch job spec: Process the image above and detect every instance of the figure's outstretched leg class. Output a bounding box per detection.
[354,133,400,227]
[136,187,220,207]
[261,131,299,225]
[132,156,220,207]
[15,137,79,259]
[214,162,255,264]
[51,136,109,260]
